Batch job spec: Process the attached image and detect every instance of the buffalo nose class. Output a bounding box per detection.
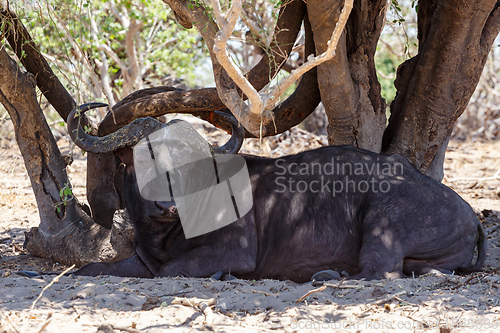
[168,205,178,215]
[155,201,178,217]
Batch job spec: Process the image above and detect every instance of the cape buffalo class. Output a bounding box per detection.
[67,104,485,283]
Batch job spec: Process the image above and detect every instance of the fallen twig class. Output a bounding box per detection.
[323,282,363,290]
[199,300,215,327]
[172,297,216,328]
[371,290,407,305]
[296,285,326,303]
[393,295,419,306]
[92,324,139,333]
[158,288,197,297]
[452,273,484,290]
[109,324,140,333]
[171,297,216,307]
[0,309,20,333]
[251,289,278,297]
[36,317,51,333]
[487,266,500,275]
[31,264,75,311]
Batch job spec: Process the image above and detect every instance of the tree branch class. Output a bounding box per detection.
[163,0,304,135]
[109,0,129,27]
[211,0,264,130]
[123,20,143,96]
[90,13,116,106]
[209,0,352,136]
[262,0,353,110]
[97,10,319,138]
[0,7,75,120]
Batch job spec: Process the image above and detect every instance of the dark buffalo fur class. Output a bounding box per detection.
[75,146,486,282]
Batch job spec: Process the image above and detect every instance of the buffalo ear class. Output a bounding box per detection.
[115,148,134,166]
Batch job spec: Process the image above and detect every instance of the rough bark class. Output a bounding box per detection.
[0,46,134,265]
[307,0,387,152]
[382,0,500,179]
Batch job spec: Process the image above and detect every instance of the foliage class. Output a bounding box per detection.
[5,0,498,141]
[454,48,500,141]
[375,0,417,106]
[16,0,209,105]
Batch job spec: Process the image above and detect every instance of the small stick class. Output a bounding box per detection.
[171,297,216,307]
[0,309,20,333]
[323,282,362,289]
[251,289,278,297]
[36,318,51,333]
[109,325,140,333]
[296,285,327,303]
[394,295,418,306]
[452,274,483,290]
[372,290,407,305]
[172,297,216,329]
[31,264,75,311]
[199,300,214,328]
[158,288,197,297]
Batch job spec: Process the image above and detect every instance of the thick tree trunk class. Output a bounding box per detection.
[0,46,134,266]
[307,0,387,152]
[382,0,500,179]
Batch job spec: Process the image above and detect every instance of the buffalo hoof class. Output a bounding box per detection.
[16,271,42,278]
[209,271,237,281]
[223,274,237,281]
[311,270,341,281]
[210,271,224,280]
[424,268,452,276]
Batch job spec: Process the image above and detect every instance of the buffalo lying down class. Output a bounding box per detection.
[68,105,485,283]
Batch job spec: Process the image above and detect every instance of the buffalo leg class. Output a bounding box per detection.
[403,259,453,276]
[155,247,257,278]
[351,216,405,280]
[73,254,154,278]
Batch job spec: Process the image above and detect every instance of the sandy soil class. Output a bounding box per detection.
[0,124,499,333]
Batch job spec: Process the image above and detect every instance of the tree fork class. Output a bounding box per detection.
[97,2,319,138]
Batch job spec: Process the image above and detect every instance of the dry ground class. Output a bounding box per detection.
[0,123,499,333]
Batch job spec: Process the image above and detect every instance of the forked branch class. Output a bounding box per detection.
[211,0,353,136]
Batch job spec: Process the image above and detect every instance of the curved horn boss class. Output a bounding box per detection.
[67,103,244,155]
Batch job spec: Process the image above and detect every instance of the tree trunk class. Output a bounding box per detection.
[0,46,135,266]
[307,0,387,152]
[382,0,500,179]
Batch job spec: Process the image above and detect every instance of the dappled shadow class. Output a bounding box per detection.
[1,267,499,332]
